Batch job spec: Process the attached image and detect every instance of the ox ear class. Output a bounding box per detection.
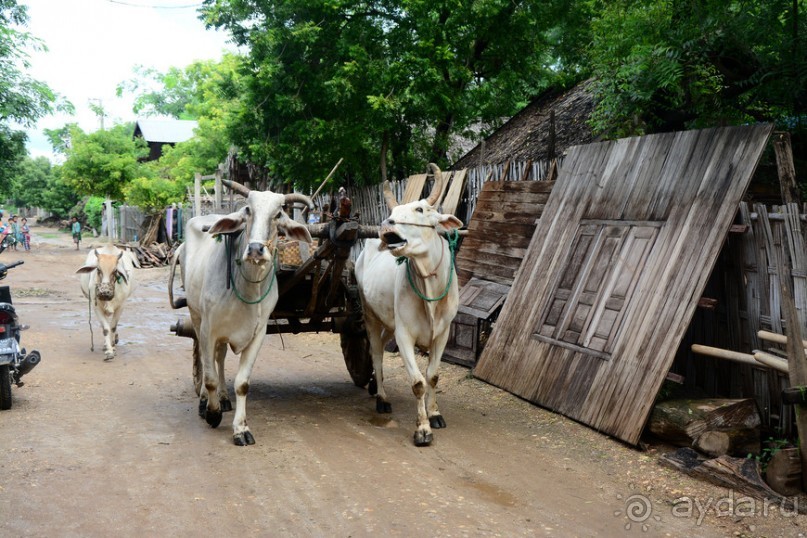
[436,213,463,231]
[278,213,313,243]
[116,259,130,284]
[76,264,97,274]
[207,211,246,236]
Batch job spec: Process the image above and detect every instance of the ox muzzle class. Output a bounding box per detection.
[380,220,407,250]
[95,282,115,301]
[245,242,273,264]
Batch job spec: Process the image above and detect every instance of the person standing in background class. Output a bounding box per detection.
[13,216,23,247]
[71,216,82,250]
[9,216,19,251]
[0,220,7,254]
[21,218,30,252]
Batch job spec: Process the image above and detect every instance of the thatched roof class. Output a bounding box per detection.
[452,79,596,169]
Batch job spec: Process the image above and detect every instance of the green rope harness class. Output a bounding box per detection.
[224,229,279,305]
[229,253,278,304]
[396,229,460,302]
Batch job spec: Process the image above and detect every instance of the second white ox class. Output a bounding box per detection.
[170,180,312,446]
[77,245,138,361]
[355,164,463,446]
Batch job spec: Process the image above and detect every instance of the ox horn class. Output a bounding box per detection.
[425,163,445,206]
[382,181,398,210]
[221,178,251,197]
[284,192,315,210]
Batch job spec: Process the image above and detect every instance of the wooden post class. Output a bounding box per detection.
[774,135,807,490]
[778,217,807,489]
[194,173,202,218]
[773,132,800,206]
[214,167,223,212]
[104,197,114,240]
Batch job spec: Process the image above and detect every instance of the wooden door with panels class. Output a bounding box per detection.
[474,125,774,444]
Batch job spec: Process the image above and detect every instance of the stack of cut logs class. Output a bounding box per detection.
[128,242,177,268]
[650,330,807,505]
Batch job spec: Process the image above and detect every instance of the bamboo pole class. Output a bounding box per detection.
[758,329,807,350]
[752,351,790,374]
[691,344,789,373]
[691,344,756,364]
[311,158,344,201]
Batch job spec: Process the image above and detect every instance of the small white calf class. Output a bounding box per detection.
[77,245,137,360]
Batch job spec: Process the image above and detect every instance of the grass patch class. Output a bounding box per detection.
[13,288,60,298]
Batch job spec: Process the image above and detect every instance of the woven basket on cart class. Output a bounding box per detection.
[277,239,318,266]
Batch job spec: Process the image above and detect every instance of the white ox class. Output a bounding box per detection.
[77,245,138,361]
[169,180,312,446]
[355,164,463,446]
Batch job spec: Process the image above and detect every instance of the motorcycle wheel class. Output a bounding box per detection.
[0,364,11,410]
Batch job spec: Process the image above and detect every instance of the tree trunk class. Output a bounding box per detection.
[661,448,802,514]
[649,398,761,456]
[766,447,803,496]
[694,429,760,458]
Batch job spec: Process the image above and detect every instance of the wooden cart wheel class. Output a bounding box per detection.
[340,329,373,388]
[192,337,202,396]
[340,282,374,388]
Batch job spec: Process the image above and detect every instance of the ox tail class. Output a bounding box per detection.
[168,243,188,309]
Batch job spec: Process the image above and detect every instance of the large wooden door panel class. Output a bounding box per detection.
[474,125,774,444]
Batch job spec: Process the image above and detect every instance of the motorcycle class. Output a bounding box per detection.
[0,260,42,410]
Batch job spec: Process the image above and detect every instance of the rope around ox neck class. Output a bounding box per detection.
[224,229,279,304]
[229,252,279,305]
[396,229,459,302]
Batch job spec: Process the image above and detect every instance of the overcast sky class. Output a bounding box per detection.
[20,0,235,161]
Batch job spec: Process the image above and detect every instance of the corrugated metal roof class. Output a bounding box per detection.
[134,119,198,143]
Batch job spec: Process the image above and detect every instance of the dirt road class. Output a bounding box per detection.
[0,224,804,537]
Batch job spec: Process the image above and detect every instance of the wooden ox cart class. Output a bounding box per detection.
[170,210,381,390]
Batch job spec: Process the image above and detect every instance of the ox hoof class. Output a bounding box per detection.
[429,415,446,429]
[233,431,255,446]
[413,430,433,447]
[198,398,207,418]
[376,397,392,414]
[205,409,222,428]
[220,398,233,413]
[368,376,378,396]
[103,352,115,361]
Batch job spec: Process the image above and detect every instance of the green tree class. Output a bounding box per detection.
[200,0,580,188]
[0,0,71,194]
[119,55,243,186]
[59,123,151,200]
[38,165,79,219]
[9,155,51,209]
[585,0,807,138]
[123,176,185,213]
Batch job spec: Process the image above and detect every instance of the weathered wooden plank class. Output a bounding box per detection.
[475,124,774,445]
[456,241,527,259]
[466,219,536,238]
[401,173,428,203]
[475,191,552,205]
[455,179,555,289]
[477,180,556,194]
[441,169,467,217]
[468,208,545,225]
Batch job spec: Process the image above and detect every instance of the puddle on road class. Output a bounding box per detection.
[463,477,519,507]
[369,416,399,428]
